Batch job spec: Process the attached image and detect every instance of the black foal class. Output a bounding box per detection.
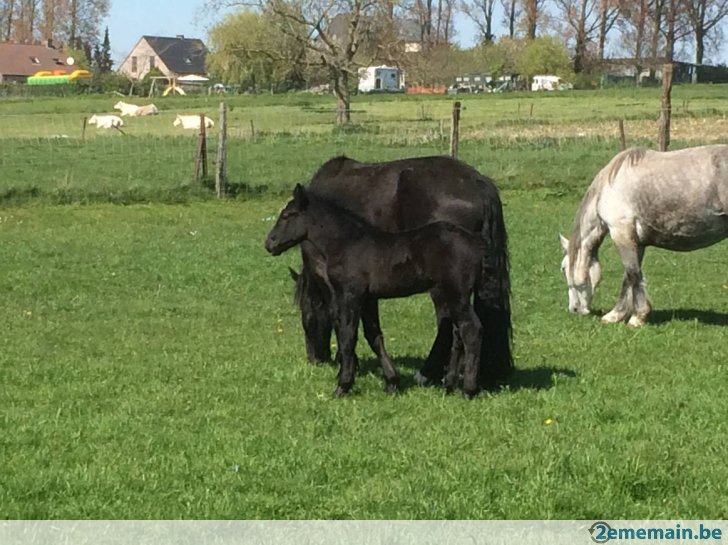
[265,184,486,398]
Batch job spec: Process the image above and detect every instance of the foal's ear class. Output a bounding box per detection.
[559,233,569,253]
[293,183,309,208]
[288,267,300,282]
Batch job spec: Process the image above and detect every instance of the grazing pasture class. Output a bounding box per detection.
[1,87,727,518]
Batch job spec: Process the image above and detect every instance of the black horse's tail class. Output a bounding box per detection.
[474,183,513,387]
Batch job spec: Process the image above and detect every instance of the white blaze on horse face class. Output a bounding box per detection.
[560,235,597,315]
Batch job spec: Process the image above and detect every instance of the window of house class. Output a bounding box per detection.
[149,56,155,69]
[131,56,137,72]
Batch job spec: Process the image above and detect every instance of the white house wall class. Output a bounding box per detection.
[117,38,172,80]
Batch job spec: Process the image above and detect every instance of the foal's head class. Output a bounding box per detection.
[559,234,602,315]
[265,184,310,256]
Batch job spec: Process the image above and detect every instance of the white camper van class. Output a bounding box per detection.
[358,66,404,93]
[531,75,571,91]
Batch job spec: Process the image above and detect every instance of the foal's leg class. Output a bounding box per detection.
[446,297,483,398]
[332,292,362,397]
[602,229,650,326]
[361,298,399,393]
[444,327,464,394]
[414,302,452,386]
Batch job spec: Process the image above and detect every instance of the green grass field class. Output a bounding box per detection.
[1,87,727,519]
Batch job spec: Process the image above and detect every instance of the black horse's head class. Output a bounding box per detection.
[264,184,310,256]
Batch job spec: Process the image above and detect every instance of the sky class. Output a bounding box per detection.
[103,0,482,64]
[103,1,727,67]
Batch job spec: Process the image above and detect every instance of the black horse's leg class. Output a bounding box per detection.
[414,298,452,386]
[332,291,362,398]
[444,326,464,394]
[361,298,399,394]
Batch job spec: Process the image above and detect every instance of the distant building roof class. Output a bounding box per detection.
[141,35,207,75]
[0,42,74,79]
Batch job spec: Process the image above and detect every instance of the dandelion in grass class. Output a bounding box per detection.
[543,418,554,426]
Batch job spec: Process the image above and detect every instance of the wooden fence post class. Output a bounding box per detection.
[450,101,461,158]
[81,116,87,141]
[658,63,673,152]
[618,119,626,150]
[194,113,208,180]
[215,102,227,198]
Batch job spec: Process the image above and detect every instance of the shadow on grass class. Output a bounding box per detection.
[649,308,728,326]
[507,366,577,392]
[357,355,577,393]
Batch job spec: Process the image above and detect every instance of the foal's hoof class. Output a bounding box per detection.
[333,386,351,398]
[461,389,479,400]
[413,371,440,387]
[384,382,399,395]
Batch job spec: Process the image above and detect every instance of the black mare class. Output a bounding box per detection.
[293,155,512,388]
[266,184,487,397]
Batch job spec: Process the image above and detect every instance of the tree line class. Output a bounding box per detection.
[203,0,728,122]
[0,0,110,63]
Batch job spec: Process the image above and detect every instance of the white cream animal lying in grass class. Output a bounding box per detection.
[113,101,159,116]
[173,114,214,129]
[88,114,124,129]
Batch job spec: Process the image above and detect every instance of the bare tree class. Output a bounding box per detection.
[521,0,547,38]
[14,0,40,41]
[2,0,16,40]
[461,0,497,42]
[597,0,621,59]
[684,0,728,66]
[500,0,520,36]
[409,0,455,46]
[207,0,390,124]
[553,0,602,72]
[617,0,650,81]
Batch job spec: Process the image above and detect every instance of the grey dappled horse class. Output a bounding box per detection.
[560,145,728,326]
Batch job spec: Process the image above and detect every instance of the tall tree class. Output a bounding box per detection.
[461,0,497,43]
[617,0,650,83]
[684,0,728,66]
[553,0,601,72]
[97,24,112,71]
[597,0,621,59]
[521,0,547,38]
[500,0,521,37]
[15,0,40,41]
[2,0,16,40]
[409,0,455,46]
[36,0,109,46]
[206,0,388,124]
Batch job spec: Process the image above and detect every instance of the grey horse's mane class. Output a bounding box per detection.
[568,147,648,267]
